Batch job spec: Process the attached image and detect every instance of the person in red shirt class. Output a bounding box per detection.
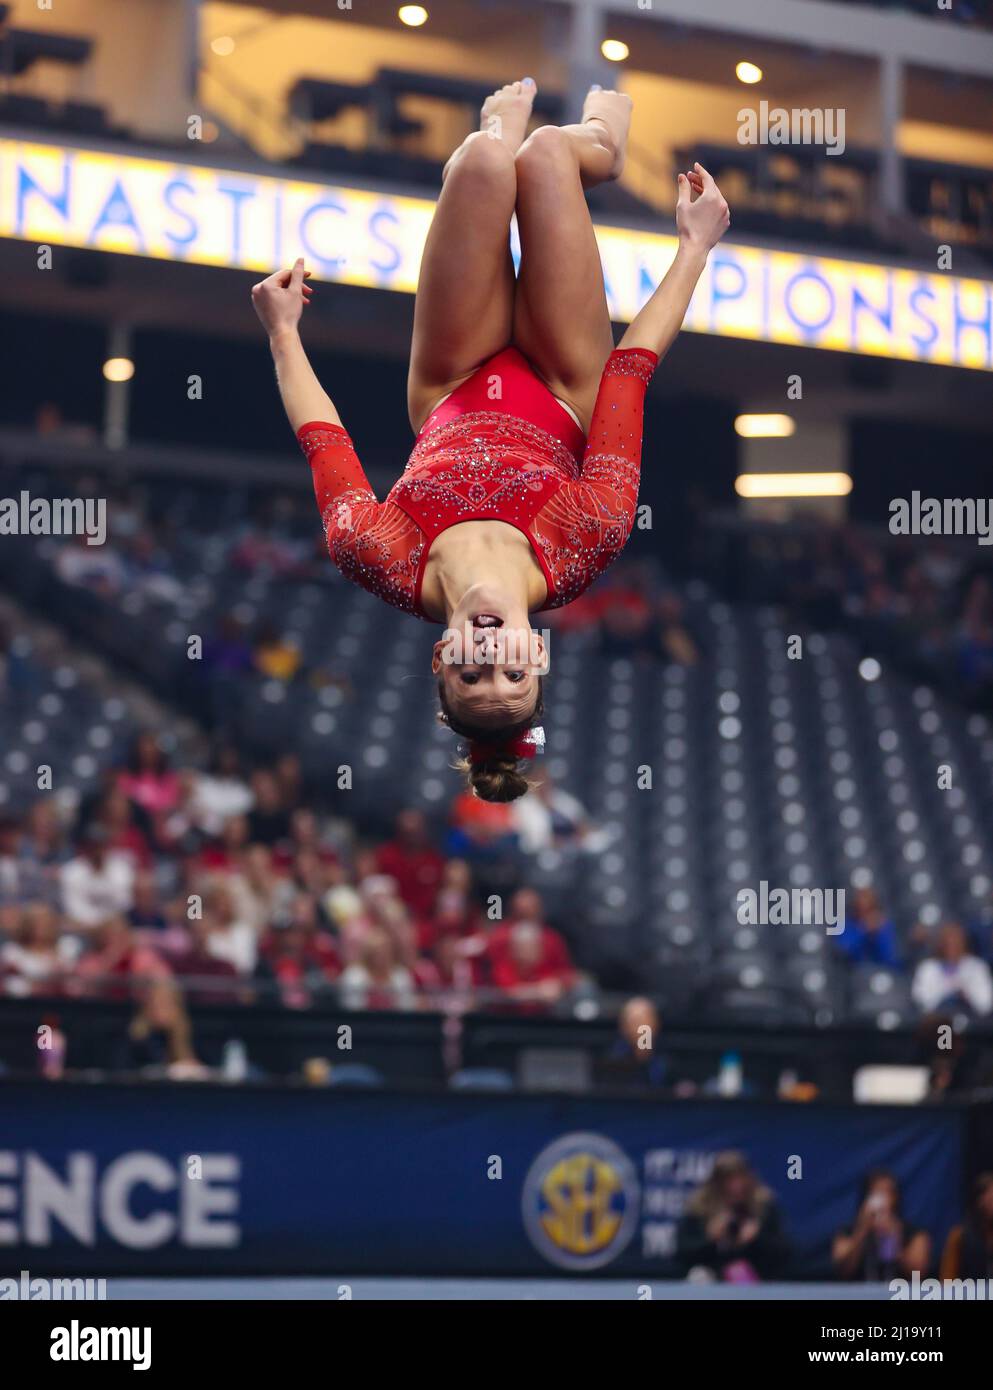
[375,809,446,919]
[486,888,576,1005]
[252,79,730,802]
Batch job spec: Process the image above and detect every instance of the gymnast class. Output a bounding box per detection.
[252,81,730,801]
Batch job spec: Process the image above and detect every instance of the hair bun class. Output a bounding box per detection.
[458,750,529,803]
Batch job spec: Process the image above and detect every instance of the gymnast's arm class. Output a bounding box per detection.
[618,163,730,360]
[253,258,342,431]
[252,259,376,506]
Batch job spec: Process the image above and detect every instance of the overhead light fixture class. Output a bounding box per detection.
[103,357,135,383]
[211,36,236,57]
[736,61,763,85]
[734,414,796,438]
[398,5,429,25]
[735,472,853,498]
[601,39,630,62]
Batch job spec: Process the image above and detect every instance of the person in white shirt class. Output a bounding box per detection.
[912,921,993,1017]
[59,830,135,929]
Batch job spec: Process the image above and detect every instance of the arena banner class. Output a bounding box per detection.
[0,1082,963,1277]
[1,135,991,371]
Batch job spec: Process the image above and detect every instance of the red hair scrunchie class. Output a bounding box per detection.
[467,727,545,764]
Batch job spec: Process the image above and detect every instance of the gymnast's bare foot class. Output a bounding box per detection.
[580,86,632,181]
[480,78,537,154]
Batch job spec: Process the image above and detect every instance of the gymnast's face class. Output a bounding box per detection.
[432,597,548,729]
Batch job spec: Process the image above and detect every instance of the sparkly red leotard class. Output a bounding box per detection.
[298,344,658,621]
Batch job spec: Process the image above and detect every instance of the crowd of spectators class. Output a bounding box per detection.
[838,885,993,1020]
[705,519,993,707]
[0,734,582,1028]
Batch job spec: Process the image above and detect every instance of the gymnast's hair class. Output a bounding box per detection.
[436,678,544,804]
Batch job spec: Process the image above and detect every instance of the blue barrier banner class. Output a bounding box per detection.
[0,1082,963,1278]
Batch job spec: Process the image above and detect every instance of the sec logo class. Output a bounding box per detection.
[522,1133,640,1271]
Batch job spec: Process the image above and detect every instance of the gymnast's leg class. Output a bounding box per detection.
[407,80,537,434]
[511,88,632,433]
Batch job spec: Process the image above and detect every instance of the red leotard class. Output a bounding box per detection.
[298,344,658,621]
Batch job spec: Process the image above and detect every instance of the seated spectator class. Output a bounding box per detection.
[375,809,445,918]
[246,769,292,848]
[256,902,340,1010]
[837,886,902,968]
[93,787,153,869]
[598,996,672,1090]
[60,827,135,930]
[72,915,171,1001]
[253,620,302,682]
[832,1169,931,1281]
[186,744,254,837]
[676,1152,790,1282]
[116,733,181,818]
[912,921,993,1017]
[127,870,169,931]
[657,591,700,666]
[170,916,241,1007]
[338,927,416,1011]
[0,814,45,905]
[511,769,591,855]
[940,1172,993,1281]
[1,903,79,997]
[485,890,575,1001]
[116,978,207,1079]
[198,882,258,975]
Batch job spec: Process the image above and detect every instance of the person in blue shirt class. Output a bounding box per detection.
[837,886,902,968]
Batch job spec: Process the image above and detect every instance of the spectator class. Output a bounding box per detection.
[832,1169,931,1281]
[0,815,45,905]
[837,886,902,968]
[246,769,291,848]
[170,915,241,1007]
[116,733,181,817]
[338,927,416,1011]
[256,901,340,1009]
[940,1173,993,1281]
[94,788,153,869]
[72,915,171,1000]
[511,770,594,855]
[487,918,576,1007]
[1,903,79,997]
[676,1152,791,1281]
[598,996,671,1089]
[187,745,254,837]
[60,828,135,929]
[375,809,445,918]
[198,882,258,976]
[912,921,993,1017]
[116,979,206,1079]
[252,621,302,682]
[127,871,169,931]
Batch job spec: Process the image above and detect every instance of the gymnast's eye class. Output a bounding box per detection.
[505,671,525,682]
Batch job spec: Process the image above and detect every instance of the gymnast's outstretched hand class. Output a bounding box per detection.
[676,162,731,253]
[251,258,314,343]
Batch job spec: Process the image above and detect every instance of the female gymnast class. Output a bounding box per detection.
[252,81,730,801]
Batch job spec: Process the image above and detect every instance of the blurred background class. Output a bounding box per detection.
[1,0,993,1294]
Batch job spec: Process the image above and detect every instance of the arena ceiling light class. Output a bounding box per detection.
[734,413,795,437]
[102,357,135,383]
[734,472,853,498]
[398,4,429,25]
[736,61,763,84]
[601,39,630,62]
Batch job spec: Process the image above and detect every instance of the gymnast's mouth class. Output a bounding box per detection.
[471,614,503,628]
